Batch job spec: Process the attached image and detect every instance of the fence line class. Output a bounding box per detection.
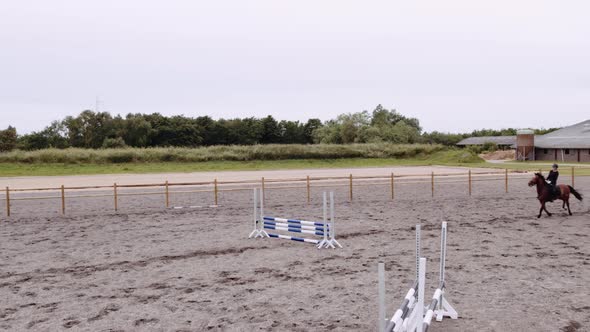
[1,167,588,217]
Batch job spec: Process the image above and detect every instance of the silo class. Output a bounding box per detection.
[516,129,535,161]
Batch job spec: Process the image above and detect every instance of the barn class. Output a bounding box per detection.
[455,136,516,150]
[457,119,590,162]
[533,120,590,162]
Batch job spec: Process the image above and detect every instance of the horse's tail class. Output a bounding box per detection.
[568,186,583,201]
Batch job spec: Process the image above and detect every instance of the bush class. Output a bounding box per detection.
[481,142,498,153]
[0,143,455,164]
[102,137,127,149]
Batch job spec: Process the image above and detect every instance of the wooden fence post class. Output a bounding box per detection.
[5,187,9,217]
[349,174,353,202]
[505,169,509,193]
[391,173,395,200]
[114,183,118,212]
[468,170,472,196]
[431,172,434,197]
[572,166,575,187]
[214,178,218,206]
[306,176,310,204]
[165,181,169,208]
[61,185,66,214]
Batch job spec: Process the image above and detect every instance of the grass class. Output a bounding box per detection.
[0,150,483,177]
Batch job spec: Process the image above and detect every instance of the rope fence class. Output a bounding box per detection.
[1,166,588,217]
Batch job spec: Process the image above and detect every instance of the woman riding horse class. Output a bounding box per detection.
[529,171,583,218]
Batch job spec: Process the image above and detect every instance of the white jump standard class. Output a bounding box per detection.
[249,188,342,249]
[378,222,458,332]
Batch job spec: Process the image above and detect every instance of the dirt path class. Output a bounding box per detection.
[0,165,501,189]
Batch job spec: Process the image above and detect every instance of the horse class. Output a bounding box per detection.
[528,173,583,218]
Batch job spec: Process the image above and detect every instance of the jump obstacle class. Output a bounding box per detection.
[378,222,458,332]
[249,188,342,249]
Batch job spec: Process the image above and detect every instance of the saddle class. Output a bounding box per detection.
[548,185,561,201]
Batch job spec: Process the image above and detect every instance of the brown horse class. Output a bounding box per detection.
[528,173,583,218]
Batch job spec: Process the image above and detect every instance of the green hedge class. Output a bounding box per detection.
[0,144,471,164]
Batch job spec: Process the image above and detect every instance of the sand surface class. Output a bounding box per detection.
[1,172,589,332]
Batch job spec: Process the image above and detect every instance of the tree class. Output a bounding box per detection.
[62,110,116,148]
[197,116,228,146]
[390,120,421,143]
[422,131,465,146]
[371,104,421,132]
[123,114,152,147]
[0,126,17,152]
[279,120,306,144]
[303,118,322,144]
[260,116,281,144]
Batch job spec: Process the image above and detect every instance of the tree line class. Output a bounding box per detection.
[0,105,558,152]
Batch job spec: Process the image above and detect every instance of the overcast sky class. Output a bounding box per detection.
[1,0,589,134]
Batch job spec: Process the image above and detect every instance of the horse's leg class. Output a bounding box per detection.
[566,198,572,216]
[562,200,566,210]
[538,203,543,218]
[543,202,552,217]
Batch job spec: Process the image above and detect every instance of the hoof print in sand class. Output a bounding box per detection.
[88,304,121,322]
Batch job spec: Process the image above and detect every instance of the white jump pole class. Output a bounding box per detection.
[378,262,386,332]
[434,221,458,321]
[318,192,329,248]
[439,222,447,312]
[327,191,342,248]
[249,188,268,238]
[415,225,421,282]
[416,257,426,332]
[248,188,258,238]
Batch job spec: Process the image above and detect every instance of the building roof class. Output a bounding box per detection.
[534,120,590,149]
[457,136,516,146]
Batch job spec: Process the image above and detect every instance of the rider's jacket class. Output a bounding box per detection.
[547,170,559,186]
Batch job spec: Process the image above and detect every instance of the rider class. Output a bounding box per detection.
[546,163,559,198]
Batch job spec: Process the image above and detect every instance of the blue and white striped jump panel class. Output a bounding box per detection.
[263,221,325,232]
[263,216,326,227]
[267,233,320,244]
[264,225,324,236]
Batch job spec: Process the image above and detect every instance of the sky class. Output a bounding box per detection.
[1,0,589,134]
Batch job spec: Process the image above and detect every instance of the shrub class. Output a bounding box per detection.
[0,143,458,164]
[102,137,127,149]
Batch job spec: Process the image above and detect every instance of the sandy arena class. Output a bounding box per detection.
[1,171,589,331]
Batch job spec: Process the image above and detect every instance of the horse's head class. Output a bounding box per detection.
[528,173,544,187]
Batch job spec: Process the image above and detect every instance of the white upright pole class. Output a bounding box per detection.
[249,188,268,238]
[248,189,258,238]
[323,191,327,242]
[416,257,426,332]
[435,221,457,321]
[438,222,447,313]
[416,225,421,282]
[440,222,447,286]
[318,192,329,249]
[329,191,342,248]
[330,191,335,239]
[378,262,386,332]
[260,187,264,218]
